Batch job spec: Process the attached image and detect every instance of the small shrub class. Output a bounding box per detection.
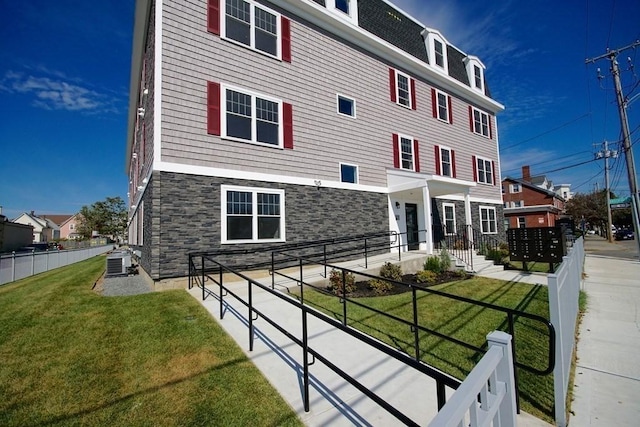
[415,269,438,285]
[453,269,468,278]
[486,248,509,264]
[423,256,442,273]
[328,268,356,296]
[379,262,402,281]
[368,279,393,295]
[439,248,452,271]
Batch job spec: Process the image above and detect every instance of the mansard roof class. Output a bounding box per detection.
[357,0,493,98]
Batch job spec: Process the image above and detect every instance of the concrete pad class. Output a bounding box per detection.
[188,267,551,426]
[570,255,640,426]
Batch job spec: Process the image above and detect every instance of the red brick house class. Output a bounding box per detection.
[502,166,567,229]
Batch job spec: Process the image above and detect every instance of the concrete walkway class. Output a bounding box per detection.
[188,251,550,426]
[569,236,640,426]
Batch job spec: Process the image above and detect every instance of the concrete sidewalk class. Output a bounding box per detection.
[188,251,551,426]
[569,237,640,426]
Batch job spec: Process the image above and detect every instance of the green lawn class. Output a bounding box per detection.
[300,277,557,422]
[0,256,301,427]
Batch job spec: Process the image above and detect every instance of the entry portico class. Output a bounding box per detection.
[387,169,477,254]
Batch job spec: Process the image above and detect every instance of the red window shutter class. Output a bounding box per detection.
[141,123,146,166]
[472,155,477,182]
[392,133,400,168]
[431,88,437,118]
[434,145,441,175]
[281,17,291,63]
[451,150,457,178]
[468,106,474,132]
[207,81,221,135]
[413,139,420,172]
[207,0,220,35]
[492,161,497,185]
[410,78,417,110]
[489,116,493,139]
[283,102,293,149]
[448,96,453,124]
[389,69,396,103]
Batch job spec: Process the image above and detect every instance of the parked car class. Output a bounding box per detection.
[615,229,635,240]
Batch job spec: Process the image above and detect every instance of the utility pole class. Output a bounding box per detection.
[595,141,617,242]
[587,40,640,258]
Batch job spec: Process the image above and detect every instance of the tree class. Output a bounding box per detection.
[565,190,612,230]
[77,197,128,240]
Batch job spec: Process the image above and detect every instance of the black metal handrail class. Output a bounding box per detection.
[268,251,555,413]
[189,254,461,426]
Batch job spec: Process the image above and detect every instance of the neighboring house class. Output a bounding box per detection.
[0,214,34,252]
[502,166,567,229]
[12,211,59,243]
[58,214,82,240]
[126,0,505,280]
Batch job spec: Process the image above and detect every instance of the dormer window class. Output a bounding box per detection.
[335,0,349,14]
[464,56,485,94]
[326,0,358,24]
[421,28,449,74]
[434,40,444,67]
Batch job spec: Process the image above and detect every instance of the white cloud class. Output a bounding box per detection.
[0,69,120,113]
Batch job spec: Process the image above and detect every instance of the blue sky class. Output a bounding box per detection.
[1,0,639,219]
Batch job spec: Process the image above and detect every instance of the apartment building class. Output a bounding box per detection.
[126,0,505,280]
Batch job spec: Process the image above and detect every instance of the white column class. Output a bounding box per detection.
[422,185,432,253]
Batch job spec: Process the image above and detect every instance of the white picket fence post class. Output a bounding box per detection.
[428,330,516,427]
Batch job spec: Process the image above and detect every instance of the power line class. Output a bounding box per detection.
[500,113,591,151]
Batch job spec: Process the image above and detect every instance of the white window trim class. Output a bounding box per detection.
[221,83,284,149]
[510,183,521,193]
[443,202,456,235]
[339,162,359,184]
[517,217,526,228]
[336,93,356,118]
[326,0,359,24]
[220,0,282,60]
[475,156,493,185]
[439,144,453,178]
[472,107,490,138]
[479,206,498,235]
[221,185,286,244]
[464,56,485,93]
[394,69,414,109]
[398,133,416,171]
[434,89,450,123]
[422,28,449,74]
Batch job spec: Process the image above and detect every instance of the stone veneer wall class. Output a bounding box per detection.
[431,198,506,242]
[144,171,389,280]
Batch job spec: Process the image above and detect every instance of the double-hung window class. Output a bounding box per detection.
[434,145,455,178]
[434,40,445,68]
[474,65,483,91]
[222,185,285,243]
[479,206,497,234]
[432,89,452,123]
[400,136,414,170]
[443,203,456,235]
[474,156,494,184]
[392,134,420,172]
[224,0,280,58]
[471,107,490,138]
[389,68,416,110]
[223,85,282,147]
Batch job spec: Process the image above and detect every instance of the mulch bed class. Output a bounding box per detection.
[333,271,472,298]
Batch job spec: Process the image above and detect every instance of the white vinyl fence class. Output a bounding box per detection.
[547,236,584,427]
[428,331,517,427]
[0,246,112,286]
